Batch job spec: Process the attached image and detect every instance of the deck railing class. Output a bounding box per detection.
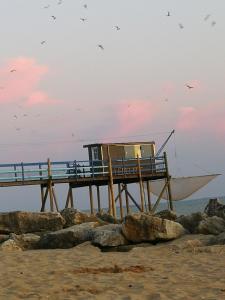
[0,156,166,182]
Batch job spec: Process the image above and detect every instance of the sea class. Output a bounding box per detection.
[115,196,225,216]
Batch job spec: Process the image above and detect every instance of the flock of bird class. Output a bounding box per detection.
[0,2,218,135]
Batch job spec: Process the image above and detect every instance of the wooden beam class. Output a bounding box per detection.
[65,187,70,208]
[40,187,49,212]
[115,185,126,203]
[52,187,59,212]
[137,155,144,212]
[151,180,169,213]
[108,184,112,215]
[118,183,124,220]
[47,158,54,212]
[40,185,45,207]
[107,146,116,217]
[125,189,142,212]
[69,186,74,208]
[96,185,101,212]
[124,184,130,214]
[146,181,152,212]
[164,152,174,211]
[89,185,94,215]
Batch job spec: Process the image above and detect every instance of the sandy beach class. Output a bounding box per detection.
[1,235,225,300]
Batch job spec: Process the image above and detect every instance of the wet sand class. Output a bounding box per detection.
[0,236,225,300]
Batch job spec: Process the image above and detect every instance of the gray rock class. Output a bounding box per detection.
[0,211,65,234]
[198,216,225,235]
[9,233,40,250]
[176,212,207,233]
[122,213,185,243]
[0,239,22,251]
[204,198,225,219]
[0,234,10,243]
[38,222,100,249]
[96,211,118,224]
[208,232,225,245]
[92,224,128,247]
[155,210,177,221]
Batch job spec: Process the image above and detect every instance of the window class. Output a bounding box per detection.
[91,147,99,161]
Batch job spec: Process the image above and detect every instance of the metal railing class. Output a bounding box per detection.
[0,156,166,183]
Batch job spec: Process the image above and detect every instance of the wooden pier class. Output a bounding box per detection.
[0,152,173,218]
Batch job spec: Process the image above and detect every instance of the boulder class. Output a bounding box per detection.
[0,239,22,251]
[176,212,207,233]
[60,208,103,227]
[38,222,100,249]
[208,232,225,245]
[198,216,225,235]
[9,233,40,250]
[122,214,185,243]
[0,211,65,234]
[204,198,225,219]
[96,210,118,224]
[155,210,177,221]
[92,224,128,247]
[0,234,9,243]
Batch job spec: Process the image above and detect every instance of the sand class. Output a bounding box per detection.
[0,236,225,300]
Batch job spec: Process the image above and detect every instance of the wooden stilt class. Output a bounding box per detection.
[125,189,142,212]
[96,186,101,212]
[41,187,49,212]
[108,184,112,214]
[164,152,174,211]
[137,155,144,212]
[115,185,126,203]
[89,185,94,215]
[107,146,116,218]
[151,180,169,213]
[65,187,70,208]
[69,186,74,208]
[118,183,124,219]
[146,181,152,212]
[47,158,54,212]
[124,184,130,214]
[40,185,45,206]
[52,187,59,212]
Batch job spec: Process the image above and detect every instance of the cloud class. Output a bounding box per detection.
[176,101,225,137]
[0,57,58,106]
[109,99,159,137]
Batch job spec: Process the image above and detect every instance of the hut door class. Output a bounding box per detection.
[134,145,142,158]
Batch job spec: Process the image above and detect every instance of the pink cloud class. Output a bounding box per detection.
[0,57,58,106]
[105,100,159,140]
[176,101,225,138]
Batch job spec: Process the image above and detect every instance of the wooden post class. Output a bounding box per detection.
[69,186,74,208]
[47,158,54,212]
[137,155,144,212]
[107,146,116,218]
[41,187,49,212]
[52,188,59,212]
[124,184,130,214]
[146,181,152,212]
[96,186,101,212]
[89,185,94,215]
[108,184,112,215]
[164,152,174,211]
[125,189,142,212]
[40,185,45,207]
[151,180,169,213]
[118,183,124,220]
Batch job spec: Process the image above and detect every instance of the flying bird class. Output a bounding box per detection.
[83,4,87,9]
[115,26,120,31]
[10,69,16,73]
[43,5,50,9]
[98,44,104,50]
[211,21,216,27]
[166,11,171,17]
[13,115,18,119]
[204,14,211,21]
[51,16,56,20]
[80,18,87,22]
[186,84,194,89]
[178,23,184,29]
[41,41,46,45]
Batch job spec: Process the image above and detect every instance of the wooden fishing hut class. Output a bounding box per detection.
[82,142,173,219]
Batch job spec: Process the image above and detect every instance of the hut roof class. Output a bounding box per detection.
[83,141,155,148]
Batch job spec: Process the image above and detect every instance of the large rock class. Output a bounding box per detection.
[155,210,177,221]
[38,222,100,249]
[92,224,128,247]
[10,233,41,250]
[204,198,225,219]
[0,211,65,234]
[176,212,207,233]
[60,208,103,227]
[122,214,185,243]
[198,216,225,235]
[0,239,22,251]
[0,234,9,243]
[208,232,225,245]
[96,211,118,224]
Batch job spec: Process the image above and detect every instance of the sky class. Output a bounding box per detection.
[0,0,225,211]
